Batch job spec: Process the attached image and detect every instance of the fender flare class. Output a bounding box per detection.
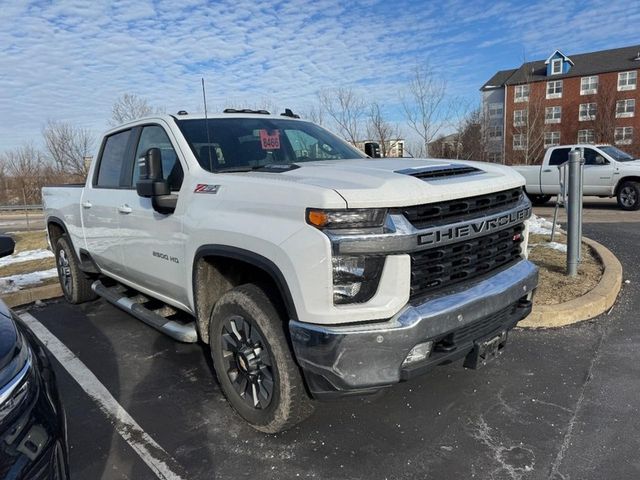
[192,245,298,321]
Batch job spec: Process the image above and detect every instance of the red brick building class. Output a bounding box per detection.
[481,45,640,164]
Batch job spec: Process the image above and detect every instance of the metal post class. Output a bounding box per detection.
[566,150,583,276]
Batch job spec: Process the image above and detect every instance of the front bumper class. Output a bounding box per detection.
[290,259,538,399]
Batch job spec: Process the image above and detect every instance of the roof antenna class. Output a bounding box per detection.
[201,78,214,172]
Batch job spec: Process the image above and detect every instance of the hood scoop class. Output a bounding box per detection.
[395,163,483,180]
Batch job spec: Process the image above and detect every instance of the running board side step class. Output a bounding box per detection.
[91,280,198,343]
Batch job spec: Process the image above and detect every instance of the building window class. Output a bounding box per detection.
[545,106,562,124]
[618,71,637,91]
[577,129,595,144]
[544,131,561,147]
[616,99,635,118]
[487,125,502,139]
[488,103,503,118]
[513,133,527,150]
[551,58,563,75]
[580,76,598,95]
[513,109,527,127]
[579,103,597,121]
[615,127,633,145]
[514,85,529,103]
[546,80,563,99]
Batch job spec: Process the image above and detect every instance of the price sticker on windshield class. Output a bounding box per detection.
[259,129,281,150]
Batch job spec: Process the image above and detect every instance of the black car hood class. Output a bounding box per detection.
[0,302,18,372]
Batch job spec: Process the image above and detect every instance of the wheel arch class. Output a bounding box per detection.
[192,245,298,344]
[614,176,640,195]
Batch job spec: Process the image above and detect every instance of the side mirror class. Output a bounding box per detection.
[0,236,15,258]
[135,147,177,214]
[136,148,170,198]
[595,155,606,165]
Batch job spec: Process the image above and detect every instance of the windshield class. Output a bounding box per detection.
[175,118,366,172]
[599,146,636,162]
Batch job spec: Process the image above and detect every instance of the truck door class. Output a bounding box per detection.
[540,147,570,195]
[582,147,615,195]
[81,129,133,277]
[117,123,189,308]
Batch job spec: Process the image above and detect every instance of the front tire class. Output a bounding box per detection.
[617,181,640,210]
[54,236,97,304]
[209,284,314,433]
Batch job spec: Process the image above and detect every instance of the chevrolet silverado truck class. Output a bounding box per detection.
[513,144,640,210]
[42,110,538,432]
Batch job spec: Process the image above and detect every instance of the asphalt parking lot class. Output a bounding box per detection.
[14,205,640,480]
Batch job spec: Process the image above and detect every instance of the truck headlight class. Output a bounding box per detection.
[332,255,385,304]
[306,208,387,230]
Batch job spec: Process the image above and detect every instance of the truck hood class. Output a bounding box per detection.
[274,158,525,208]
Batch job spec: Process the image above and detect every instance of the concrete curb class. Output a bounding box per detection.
[518,236,623,329]
[1,283,62,308]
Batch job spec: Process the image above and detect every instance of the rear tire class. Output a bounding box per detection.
[617,181,640,210]
[55,236,97,304]
[209,283,314,433]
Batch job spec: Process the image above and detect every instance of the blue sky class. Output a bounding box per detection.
[1,0,639,151]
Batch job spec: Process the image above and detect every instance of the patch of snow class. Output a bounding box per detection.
[545,242,567,253]
[0,268,58,294]
[0,249,54,268]
[527,214,555,235]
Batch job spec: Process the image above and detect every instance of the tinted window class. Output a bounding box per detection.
[548,148,570,166]
[583,148,607,165]
[176,118,366,172]
[96,130,131,188]
[133,126,183,191]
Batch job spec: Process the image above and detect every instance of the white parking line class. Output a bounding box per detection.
[19,312,187,480]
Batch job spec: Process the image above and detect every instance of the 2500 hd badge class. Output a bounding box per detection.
[152,250,179,264]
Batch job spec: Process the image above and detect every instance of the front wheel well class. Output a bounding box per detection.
[193,251,294,344]
[615,176,640,195]
[47,221,66,249]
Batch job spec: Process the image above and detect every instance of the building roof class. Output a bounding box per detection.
[480,68,518,90]
[482,44,640,89]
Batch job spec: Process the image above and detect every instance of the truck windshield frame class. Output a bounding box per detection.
[175,118,367,173]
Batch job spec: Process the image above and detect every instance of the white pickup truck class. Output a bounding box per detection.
[513,144,640,210]
[43,110,538,432]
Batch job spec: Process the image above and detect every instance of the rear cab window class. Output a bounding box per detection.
[95,129,132,188]
[548,148,570,166]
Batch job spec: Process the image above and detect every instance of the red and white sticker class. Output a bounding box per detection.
[259,129,281,150]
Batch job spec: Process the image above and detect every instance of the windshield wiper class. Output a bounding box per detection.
[215,163,300,173]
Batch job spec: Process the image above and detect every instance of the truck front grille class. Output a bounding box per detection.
[394,187,523,230]
[409,223,524,302]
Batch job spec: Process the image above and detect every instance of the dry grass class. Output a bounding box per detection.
[528,233,603,305]
[0,230,56,278]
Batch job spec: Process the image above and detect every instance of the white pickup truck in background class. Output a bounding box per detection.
[42,110,538,432]
[513,144,640,210]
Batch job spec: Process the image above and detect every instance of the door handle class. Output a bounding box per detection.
[118,204,133,214]
[81,201,92,209]
[543,169,552,172]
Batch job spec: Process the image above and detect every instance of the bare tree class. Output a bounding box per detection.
[365,102,403,157]
[592,77,617,144]
[509,84,547,165]
[401,64,448,156]
[318,87,366,145]
[111,93,161,125]
[43,120,95,178]
[2,145,47,205]
[304,103,325,127]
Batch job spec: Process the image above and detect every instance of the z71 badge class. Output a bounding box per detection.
[194,184,220,194]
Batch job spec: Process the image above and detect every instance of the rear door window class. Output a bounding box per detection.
[548,148,570,166]
[96,130,131,188]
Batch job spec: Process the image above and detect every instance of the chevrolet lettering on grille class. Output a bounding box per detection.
[417,205,531,247]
